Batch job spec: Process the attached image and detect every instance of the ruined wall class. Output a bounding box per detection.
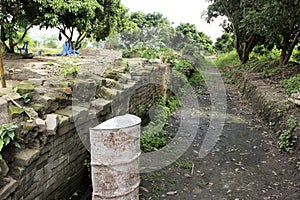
[0,59,168,199]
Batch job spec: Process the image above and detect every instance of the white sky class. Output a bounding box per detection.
[121,0,224,42]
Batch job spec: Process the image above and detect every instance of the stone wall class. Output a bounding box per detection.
[0,58,168,199]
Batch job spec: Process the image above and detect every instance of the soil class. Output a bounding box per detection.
[1,50,299,199]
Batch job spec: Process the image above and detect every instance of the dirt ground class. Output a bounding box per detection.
[139,83,300,199]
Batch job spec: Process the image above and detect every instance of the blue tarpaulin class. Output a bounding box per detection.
[55,41,80,56]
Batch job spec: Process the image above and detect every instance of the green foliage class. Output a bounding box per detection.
[60,61,81,76]
[281,74,300,94]
[141,47,160,60]
[0,124,20,160]
[0,0,43,52]
[214,33,235,53]
[176,23,214,54]
[214,51,240,68]
[207,0,300,65]
[250,47,281,62]
[173,59,194,78]
[277,117,298,153]
[21,93,31,104]
[140,95,181,152]
[188,71,205,86]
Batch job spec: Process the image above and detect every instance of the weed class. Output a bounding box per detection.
[167,178,176,184]
[21,93,31,104]
[277,117,298,153]
[197,180,206,188]
[176,160,193,170]
[47,61,54,66]
[281,74,300,94]
[83,159,91,177]
[141,47,160,60]
[0,124,21,160]
[60,61,81,77]
[141,95,181,152]
[151,182,163,192]
[173,59,194,78]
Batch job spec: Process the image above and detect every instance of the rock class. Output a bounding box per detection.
[35,118,46,132]
[0,159,9,177]
[98,87,118,100]
[291,91,300,99]
[0,98,11,125]
[288,91,300,105]
[288,98,300,106]
[45,114,59,135]
[28,78,46,86]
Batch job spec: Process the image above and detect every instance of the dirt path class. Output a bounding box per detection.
[139,83,300,200]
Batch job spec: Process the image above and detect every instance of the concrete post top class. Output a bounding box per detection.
[91,114,141,130]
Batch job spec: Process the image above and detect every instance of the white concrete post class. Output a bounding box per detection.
[90,114,141,200]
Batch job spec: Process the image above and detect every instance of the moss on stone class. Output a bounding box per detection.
[31,104,45,113]
[9,106,25,117]
[22,122,35,131]
[15,80,35,95]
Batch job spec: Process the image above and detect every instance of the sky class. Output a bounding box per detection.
[121,0,224,42]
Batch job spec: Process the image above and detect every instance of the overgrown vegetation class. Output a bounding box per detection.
[277,117,298,153]
[281,74,300,94]
[140,95,180,152]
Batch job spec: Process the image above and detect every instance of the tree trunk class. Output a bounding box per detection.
[0,43,6,88]
[283,31,300,65]
[279,35,290,66]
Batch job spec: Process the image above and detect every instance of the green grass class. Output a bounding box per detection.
[214,50,240,68]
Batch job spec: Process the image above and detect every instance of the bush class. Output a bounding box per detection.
[214,51,240,68]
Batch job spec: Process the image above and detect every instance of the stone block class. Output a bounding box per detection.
[28,78,46,87]
[0,159,9,177]
[10,166,25,179]
[0,177,18,199]
[0,97,11,125]
[14,148,40,167]
[45,114,59,135]
[35,118,46,132]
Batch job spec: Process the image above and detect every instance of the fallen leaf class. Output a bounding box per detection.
[166,191,178,196]
[140,186,149,193]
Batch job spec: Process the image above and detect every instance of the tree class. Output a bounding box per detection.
[0,0,42,52]
[214,33,234,53]
[175,23,214,53]
[206,0,262,63]
[244,0,300,66]
[119,12,171,48]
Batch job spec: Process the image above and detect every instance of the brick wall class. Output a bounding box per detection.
[0,62,169,199]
